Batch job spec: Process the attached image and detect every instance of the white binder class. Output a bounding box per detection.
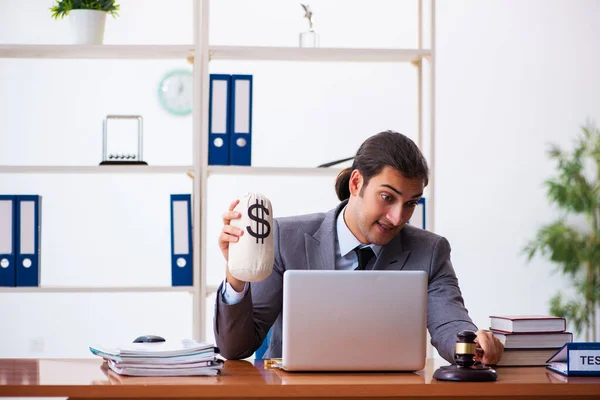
[15,195,41,287]
[0,195,16,287]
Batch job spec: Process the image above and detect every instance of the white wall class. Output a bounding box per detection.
[0,0,598,358]
[435,0,600,339]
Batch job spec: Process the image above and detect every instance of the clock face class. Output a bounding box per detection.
[158,69,193,116]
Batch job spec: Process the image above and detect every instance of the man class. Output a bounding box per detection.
[215,130,503,364]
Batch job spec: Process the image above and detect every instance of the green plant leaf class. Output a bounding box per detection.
[550,293,588,336]
[50,0,119,18]
[525,121,600,339]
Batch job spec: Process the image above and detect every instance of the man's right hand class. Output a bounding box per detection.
[219,199,246,292]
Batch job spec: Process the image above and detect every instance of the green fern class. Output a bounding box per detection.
[523,121,600,341]
[50,0,120,19]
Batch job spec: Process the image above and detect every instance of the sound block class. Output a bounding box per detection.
[433,364,498,382]
[99,161,148,166]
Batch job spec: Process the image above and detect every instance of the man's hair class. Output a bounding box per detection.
[334,130,429,201]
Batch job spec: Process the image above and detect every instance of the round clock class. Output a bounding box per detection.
[158,69,193,116]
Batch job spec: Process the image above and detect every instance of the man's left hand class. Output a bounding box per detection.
[474,329,504,365]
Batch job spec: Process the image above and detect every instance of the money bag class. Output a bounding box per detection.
[228,193,274,282]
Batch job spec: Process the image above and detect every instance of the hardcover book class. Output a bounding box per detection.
[489,315,566,333]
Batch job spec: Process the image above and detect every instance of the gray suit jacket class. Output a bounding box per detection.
[214,201,477,363]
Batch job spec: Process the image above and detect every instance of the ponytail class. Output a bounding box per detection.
[335,168,352,201]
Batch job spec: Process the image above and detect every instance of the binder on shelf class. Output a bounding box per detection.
[0,195,16,287]
[546,342,600,377]
[408,197,426,230]
[170,194,193,286]
[208,74,232,166]
[15,195,42,287]
[229,74,253,166]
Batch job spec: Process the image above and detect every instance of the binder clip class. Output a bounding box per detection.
[433,330,498,382]
[100,115,148,166]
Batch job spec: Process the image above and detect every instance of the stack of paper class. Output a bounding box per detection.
[89,339,223,376]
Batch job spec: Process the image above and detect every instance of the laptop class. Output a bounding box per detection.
[281,270,427,372]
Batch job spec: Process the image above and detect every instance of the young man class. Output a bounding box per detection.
[215,130,503,365]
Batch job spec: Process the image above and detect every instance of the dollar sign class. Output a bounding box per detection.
[247,199,271,244]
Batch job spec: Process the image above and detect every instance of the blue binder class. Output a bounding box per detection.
[170,194,193,286]
[0,195,16,287]
[15,195,41,287]
[229,75,253,166]
[208,74,232,165]
[408,197,426,230]
[547,342,600,377]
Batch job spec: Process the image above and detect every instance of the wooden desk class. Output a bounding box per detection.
[1,358,599,400]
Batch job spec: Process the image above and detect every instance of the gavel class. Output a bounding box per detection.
[455,330,478,367]
[433,330,498,382]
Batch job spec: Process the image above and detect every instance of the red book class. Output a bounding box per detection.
[489,315,566,333]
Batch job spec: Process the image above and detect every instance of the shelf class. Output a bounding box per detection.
[0,286,195,293]
[0,166,340,176]
[0,165,194,174]
[209,46,430,63]
[208,166,343,176]
[206,284,219,294]
[0,285,227,295]
[0,44,430,63]
[0,284,219,295]
[0,44,193,59]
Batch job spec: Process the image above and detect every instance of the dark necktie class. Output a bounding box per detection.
[354,246,375,270]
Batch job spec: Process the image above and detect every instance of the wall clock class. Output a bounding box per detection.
[158,69,193,116]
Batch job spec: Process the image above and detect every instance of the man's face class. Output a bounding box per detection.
[345,166,424,246]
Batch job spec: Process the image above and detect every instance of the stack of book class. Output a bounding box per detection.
[90,339,223,376]
[489,315,573,367]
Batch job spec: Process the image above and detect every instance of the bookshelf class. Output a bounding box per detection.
[0,0,435,351]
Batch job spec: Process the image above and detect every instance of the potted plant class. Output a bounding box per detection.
[523,122,600,341]
[299,4,319,48]
[50,0,120,45]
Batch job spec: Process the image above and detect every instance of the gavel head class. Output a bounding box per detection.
[454,330,477,368]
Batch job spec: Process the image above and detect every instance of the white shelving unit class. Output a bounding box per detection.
[0,44,194,59]
[0,286,194,293]
[0,284,219,294]
[0,0,435,344]
[0,44,428,63]
[207,166,343,177]
[0,166,193,174]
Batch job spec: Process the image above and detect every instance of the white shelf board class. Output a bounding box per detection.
[0,286,194,293]
[0,44,193,59]
[209,46,430,63]
[208,166,343,177]
[0,44,429,63]
[0,165,194,174]
[206,284,219,294]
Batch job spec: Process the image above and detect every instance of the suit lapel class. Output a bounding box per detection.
[373,229,411,271]
[303,202,411,271]
[305,203,343,271]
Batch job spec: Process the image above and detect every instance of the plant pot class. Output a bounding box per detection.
[68,10,107,45]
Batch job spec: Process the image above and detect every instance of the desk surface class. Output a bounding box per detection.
[1,358,600,400]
